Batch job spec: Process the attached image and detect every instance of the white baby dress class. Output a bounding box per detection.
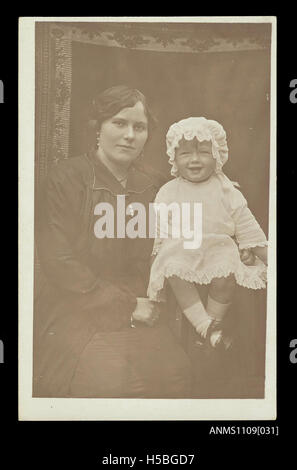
[147,173,268,302]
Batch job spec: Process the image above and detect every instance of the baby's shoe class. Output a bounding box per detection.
[194,317,213,347]
[207,320,233,350]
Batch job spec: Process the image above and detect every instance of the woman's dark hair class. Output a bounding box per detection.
[90,85,157,134]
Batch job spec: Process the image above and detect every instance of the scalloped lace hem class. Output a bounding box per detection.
[147,263,267,301]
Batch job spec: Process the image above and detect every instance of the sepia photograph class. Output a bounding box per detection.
[19,16,276,420]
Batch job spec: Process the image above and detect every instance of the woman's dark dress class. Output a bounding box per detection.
[33,152,191,398]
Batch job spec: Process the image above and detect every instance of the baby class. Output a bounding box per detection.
[147,117,268,348]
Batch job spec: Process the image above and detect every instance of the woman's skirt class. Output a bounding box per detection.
[69,322,191,398]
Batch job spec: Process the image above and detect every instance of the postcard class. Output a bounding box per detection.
[18,16,276,420]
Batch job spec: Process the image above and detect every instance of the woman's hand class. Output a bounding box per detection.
[239,248,255,266]
[132,297,160,327]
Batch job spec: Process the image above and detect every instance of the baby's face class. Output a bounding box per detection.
[175,138,216,183]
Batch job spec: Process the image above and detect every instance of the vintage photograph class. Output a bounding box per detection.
[19,17,276,420]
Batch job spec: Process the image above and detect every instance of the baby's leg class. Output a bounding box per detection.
[167,276,212,338]
[207,275,236,347]
[209,275,236,304]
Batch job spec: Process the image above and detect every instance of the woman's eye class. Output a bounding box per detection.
[113,120,125,127]
[135,124,147,132]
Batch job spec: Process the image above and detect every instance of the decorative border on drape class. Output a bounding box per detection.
[60,22,271,54]
[35,23,72,185]
[50,27,72,165]
[35,23,53,187]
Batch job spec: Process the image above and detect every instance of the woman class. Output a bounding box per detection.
[33,85,192,398]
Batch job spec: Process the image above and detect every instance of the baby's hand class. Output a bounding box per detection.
[239,249,255,266]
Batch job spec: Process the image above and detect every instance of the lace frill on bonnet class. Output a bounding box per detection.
[166,117,229,177]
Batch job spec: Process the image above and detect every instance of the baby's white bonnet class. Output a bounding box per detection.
[166,117,229,177]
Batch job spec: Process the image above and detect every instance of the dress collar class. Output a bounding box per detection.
[86,151,155,195]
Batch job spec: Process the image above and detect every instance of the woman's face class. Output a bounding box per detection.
[175,138,215,183]
[98,101,148,169]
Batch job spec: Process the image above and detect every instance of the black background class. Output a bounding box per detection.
[0,12,295,468]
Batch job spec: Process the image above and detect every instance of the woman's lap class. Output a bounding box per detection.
[70,323,191,398]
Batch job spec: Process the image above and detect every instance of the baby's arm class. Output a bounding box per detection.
[231,189,268,263]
